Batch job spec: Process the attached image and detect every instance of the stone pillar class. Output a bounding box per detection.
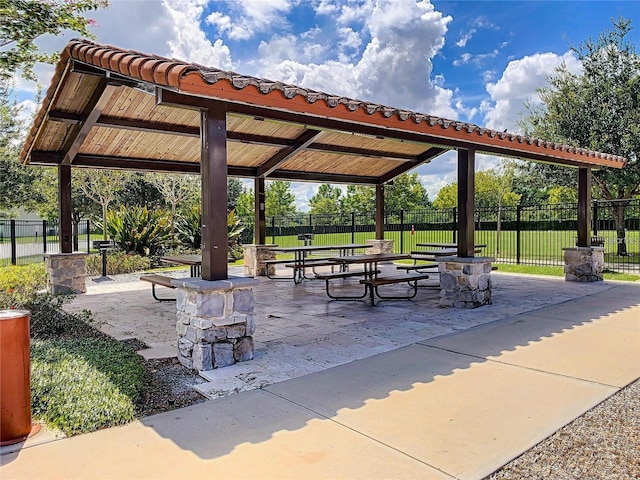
[172,276,258,371]
[242,244,277,277]
[366,239,394,254]
[563,247,604,282]
[44,252,88,294]
[438,256,494,308]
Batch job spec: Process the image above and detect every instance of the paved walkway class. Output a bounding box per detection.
[1,270,638,479]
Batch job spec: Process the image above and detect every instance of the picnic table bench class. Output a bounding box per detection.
[140,274,176,302]
[359,273,431,305]
[315,269,381,301]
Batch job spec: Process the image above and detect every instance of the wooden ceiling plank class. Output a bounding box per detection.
[61,83,119,165]
[379,147,449,183]
[258,129,321,177]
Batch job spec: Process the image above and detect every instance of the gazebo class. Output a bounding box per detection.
[20,40,626,367]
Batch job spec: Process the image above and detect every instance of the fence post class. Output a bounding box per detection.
[351,212,356,244]
[399,210,405,253]
[516,204,521,264]
[42,220,47,253]
[10,220,16,265]
[592,200,599,236]
[271,217,275,245]
[86,220,91,253]
[452,207,457,244]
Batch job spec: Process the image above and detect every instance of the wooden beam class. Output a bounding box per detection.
[375,184,384,239]
[200,103,228,281]
[457,148,476,257]
[58,164,73,253]
[255,177,266,244]
[29,151,63,165]
[73,154,201,173]
[268,170,378,185]
[577,167,592,247]
[259,129,320,177]
[61,84,119,165]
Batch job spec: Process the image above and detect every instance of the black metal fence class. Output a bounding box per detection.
[0,219,91,267]
[3,200,638,273]
[239,199,640,273]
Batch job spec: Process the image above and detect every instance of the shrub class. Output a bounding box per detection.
[86,251,150,276]
[31,338,149,435]
[0,264,47,294]
[176,205,201,249]
[106,205,172,256]
[176,207,246,260]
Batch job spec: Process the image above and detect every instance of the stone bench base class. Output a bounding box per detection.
[437,256,494,309]
[563,246,604,282]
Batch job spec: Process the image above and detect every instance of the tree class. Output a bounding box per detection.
[0,85,42,216]
[265,181,297,217]
[1,0,109,216]
[75,169,128,240]
[520,18,640,254]
[385,173,430,212]
[342,185,375,213]
[227,178,244,212]
[147,173,199,235]
[432,184,457,209]
[0,0,108,80]
[309,183,343,215]
[235,188,254,218]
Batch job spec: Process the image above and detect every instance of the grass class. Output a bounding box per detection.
[0,263,153,436]
[492,263,639,282]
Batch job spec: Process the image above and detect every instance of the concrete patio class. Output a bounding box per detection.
[63,265,637,400]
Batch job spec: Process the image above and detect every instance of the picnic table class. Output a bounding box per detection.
[267,244,368,283]
[160,254,202,277]
[319,253,431,305]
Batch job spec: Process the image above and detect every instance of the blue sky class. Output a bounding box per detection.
[20,0,640,210]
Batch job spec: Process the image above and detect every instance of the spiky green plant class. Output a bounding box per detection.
[105,206,172,256]
[176,206,245,257]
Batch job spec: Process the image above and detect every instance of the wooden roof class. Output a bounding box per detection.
[20,39,626,184]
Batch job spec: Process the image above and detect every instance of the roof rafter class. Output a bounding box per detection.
[60,83,119,165]
[259,129,321,177]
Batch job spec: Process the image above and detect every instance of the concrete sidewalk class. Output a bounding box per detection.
[1,281,638,479]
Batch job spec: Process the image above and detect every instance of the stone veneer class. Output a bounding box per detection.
[365,239,394,254]
[563,246,604,282]
[44,252,88,294]
[242,244,277,277]
[438,256,494,309]
[172,276,259,371]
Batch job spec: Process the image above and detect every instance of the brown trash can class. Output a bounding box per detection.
[0,310,39,446]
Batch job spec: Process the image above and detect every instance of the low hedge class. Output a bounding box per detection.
[31,338,149,436]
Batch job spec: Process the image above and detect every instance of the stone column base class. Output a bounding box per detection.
[438,256,494,308]
[366,239,394,254]
[242,244,277,277]
[44,252,88,294]
[563,246,604,282]
[172,276,259,371]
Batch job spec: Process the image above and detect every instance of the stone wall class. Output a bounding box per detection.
[366,239,394,254]
[242,244,277,277]
[438,256,494,308]
[44,252,88,294]
[172,276,258,371]
[563,247,604,282]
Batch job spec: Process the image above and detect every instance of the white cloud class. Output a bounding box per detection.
[261,0,454,117]
[165,0,233,69]
[456,29,476,48]
[206,0,294,41]
[483,51,581,132]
